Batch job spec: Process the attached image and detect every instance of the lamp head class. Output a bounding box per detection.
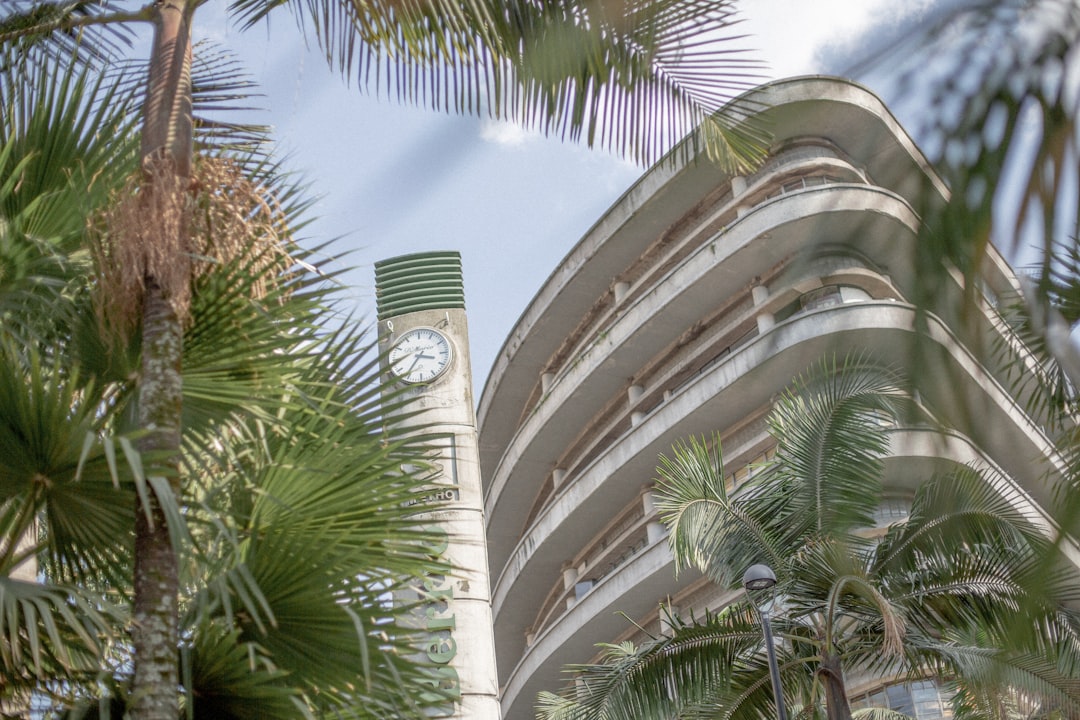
[742,563,777,592]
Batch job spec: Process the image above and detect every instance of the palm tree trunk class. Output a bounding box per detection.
[130,1,193,718]
[131,280,183,717]
[820,652,853,720]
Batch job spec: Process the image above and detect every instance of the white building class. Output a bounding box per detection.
[476,77,1062,720]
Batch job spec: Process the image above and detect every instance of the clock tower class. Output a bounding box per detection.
[375,251,501,720]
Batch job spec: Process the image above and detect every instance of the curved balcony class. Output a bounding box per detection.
[497,429,1055,720]
[549,144,870,379]
[525,445,777,647]
[484,184,924,573]
[477,77,954,496]
[492,302,1062,718]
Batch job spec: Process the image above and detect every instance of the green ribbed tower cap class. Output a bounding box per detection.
[375,251,465,320]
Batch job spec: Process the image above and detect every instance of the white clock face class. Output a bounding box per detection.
[388,327,454,384]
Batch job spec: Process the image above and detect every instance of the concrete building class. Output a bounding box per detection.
[476,76,1062,719]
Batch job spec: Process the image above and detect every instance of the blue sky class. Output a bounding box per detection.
[191,0,944,390]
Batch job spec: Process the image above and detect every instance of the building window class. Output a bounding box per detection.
[773,284,873,323]
[850,680,953,720]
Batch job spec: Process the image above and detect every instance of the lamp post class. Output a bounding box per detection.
[743,564,788,720]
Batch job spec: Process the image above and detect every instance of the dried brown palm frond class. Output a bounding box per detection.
[90,154,293,345]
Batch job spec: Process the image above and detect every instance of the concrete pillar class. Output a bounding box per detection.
[541,372,555,392]
[643,490,666,543]
[732,176,752,216]
[642,488,658,516]
[752,283,775,333]
[561,562,578,590]
[629,384,646,426]
[660,604,681,635]
[646,521,667,544]
[613,281,630,304]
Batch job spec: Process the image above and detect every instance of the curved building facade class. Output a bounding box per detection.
[476,77,1062,719]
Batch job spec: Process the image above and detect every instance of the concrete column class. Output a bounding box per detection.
[646,521,667,544]
[660,604,681,635]
[561,562,578,590]
[732,176,752,216]
[752,283,775,332]
[629,384,646,426]
[541,372,555,392]
[613,281,630,304]
[643,490,666,543]
[642,488,658,516]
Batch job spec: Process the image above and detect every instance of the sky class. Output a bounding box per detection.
[190,0,948,392]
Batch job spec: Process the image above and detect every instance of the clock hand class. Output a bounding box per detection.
[401,353,423,376]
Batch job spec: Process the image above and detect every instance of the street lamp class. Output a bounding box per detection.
[743,564,788,720]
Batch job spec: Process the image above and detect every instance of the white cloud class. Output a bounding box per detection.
[480,119,534,146]
[742,0,936,78]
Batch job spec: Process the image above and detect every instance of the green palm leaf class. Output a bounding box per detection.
[765,355,907,543]
[656,432,785,585]
[0,340,135,589]
[232,0,767,167]
[0,1,135,66]
[544,353,1080,720]
[184,621,304,719]
[539,605,766,720]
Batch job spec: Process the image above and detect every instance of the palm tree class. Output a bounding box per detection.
[0,0,768,716]
[537,356,1080,720]
[872,0,1080,660]
[0,48,463,718]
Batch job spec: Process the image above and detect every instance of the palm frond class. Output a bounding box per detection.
[232,0,768,168]
[874,464,1053,580]
[546,350,1071,718]
[655,432,785,585]
[883,0,1080,387]
[0,1,137,68]
[178,301,458,716]
[191,41,280,166]
[183,620,304,719]
[764,354,907,543]
[540,606,767,720]
[930,636,1080,720]
[990,289,1076,436]
[0,339,135,589]
[0,53,140,350]
[0,575,123,696]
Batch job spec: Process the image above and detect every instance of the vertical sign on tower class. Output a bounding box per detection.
[374,251,501,720]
